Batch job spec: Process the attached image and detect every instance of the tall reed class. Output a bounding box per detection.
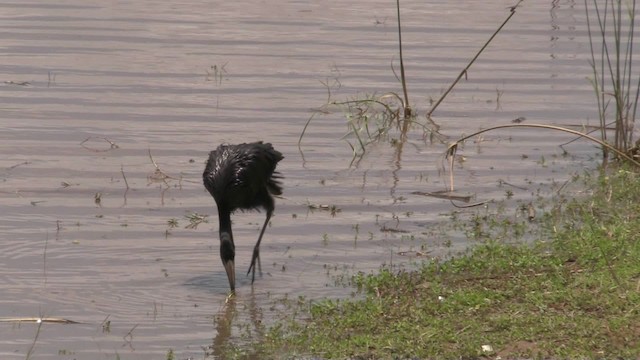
[585,0,640,162]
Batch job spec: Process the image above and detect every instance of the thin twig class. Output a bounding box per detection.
[123,324,138,350]
[298,77,339,148]
[101,315,111,333]
[148,148,161,170]
[298,112,318,148]
[0,317,79,324]
[146,149,198,185]
[7,161,31,170]
[80,136,119,152]
[120,165,130,190]
[444,123,640,206]
[446,123,640,169]
[428,0,525,116]
[43,232,48,287]
[558,120,616,148]
[25,319,43,360]
[396,0,411,118]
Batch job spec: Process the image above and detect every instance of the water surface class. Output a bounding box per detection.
[0,1,603,358]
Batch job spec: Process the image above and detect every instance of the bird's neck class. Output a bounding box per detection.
[218,208,235,265]
[218,207,233,240]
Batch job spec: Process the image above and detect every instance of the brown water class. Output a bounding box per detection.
[1,0,604,358]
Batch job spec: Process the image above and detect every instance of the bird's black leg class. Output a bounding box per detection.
[248,209,271,284]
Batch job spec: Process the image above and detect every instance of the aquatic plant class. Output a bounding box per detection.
[585,0,640,163]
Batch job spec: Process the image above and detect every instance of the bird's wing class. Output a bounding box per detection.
[231,142,281,192]
[203,142,283,202]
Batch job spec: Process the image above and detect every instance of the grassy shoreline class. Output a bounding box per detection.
[245,166,640,359]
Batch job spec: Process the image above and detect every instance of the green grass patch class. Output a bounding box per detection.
[254,167,640,359]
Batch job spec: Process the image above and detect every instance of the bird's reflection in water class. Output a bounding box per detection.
[211,295,235,357]
[210,290,265,358]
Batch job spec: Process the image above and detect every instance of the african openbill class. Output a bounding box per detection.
[203,141,283,292]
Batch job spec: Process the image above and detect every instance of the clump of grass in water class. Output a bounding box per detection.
[298,0,441,167]
[184,212,208,229]
[254,167,640,358]
[165,349,174,360]
[302,89,424,166]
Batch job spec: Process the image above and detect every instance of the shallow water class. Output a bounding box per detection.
[0,0,609,358]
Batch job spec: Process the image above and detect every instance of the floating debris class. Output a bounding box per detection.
[0,317,80,324]
[411,190,474,203]
[4,80,31,86]
[397,250,430,257]
[306,202,341,216]
[380,226,409,233]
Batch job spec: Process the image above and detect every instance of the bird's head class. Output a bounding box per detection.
[220,231,236,292]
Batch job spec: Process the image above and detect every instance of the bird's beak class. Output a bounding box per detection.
[223,259,235,292]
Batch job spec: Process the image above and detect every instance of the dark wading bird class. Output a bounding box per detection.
[203,141,283,292]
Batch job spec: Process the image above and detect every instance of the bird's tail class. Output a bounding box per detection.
[268,171,283,196]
